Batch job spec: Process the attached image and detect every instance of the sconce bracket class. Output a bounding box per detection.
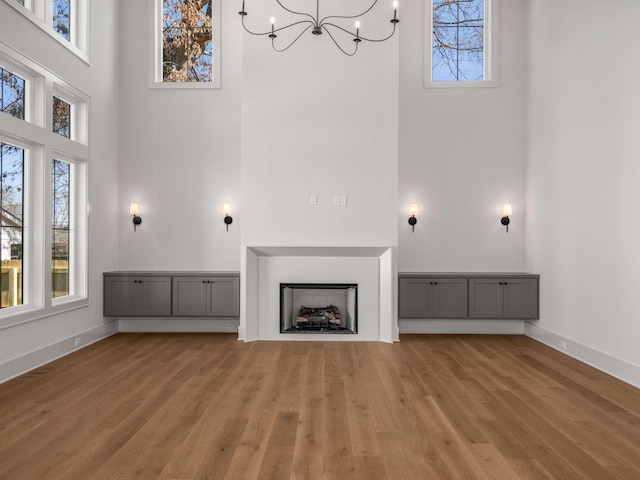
[133,216,142,226]
[501,216,510,232]
[224,215,233,232]
[408,215,417,233]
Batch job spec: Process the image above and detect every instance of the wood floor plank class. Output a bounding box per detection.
[1,333,640,479]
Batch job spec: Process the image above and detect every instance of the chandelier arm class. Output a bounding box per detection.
[319,0,379,24]
[276,0,318,24]
[242,16,314,36]
[272,25,314,52]
[322,21,398,43]
[322,25,358,56]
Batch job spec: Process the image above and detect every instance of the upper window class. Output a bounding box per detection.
[426,0,497,87]
[152,0,221,88]
[2,0,90,63]
[1,67,26,120]
[53,0,71,42]
[53,96,71,138]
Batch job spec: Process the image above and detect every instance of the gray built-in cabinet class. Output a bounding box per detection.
[172,275,240,317]
[398,276,468,318]
[399,273,539,320]
[103,272,240,318]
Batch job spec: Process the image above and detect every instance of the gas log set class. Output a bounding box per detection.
[295,305,342,330]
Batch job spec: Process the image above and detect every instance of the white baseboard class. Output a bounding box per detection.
[399,319,525,335]
[525,322,640,389]
[0,321,119,385]
[119,318,239,333]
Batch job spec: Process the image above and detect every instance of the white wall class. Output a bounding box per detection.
[117,0,242,271]
[398,0,527,272]
[240,0,399,249]
[525,1,640,378]
[0,1,120,379]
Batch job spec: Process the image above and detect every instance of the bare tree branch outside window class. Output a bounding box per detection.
[432,0,484,81]
[162,0,213,82]
[53,96,71,138]
[0,68,25,120]
[53,0,71,41]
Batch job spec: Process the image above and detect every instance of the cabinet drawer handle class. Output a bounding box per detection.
[434,282,438,285]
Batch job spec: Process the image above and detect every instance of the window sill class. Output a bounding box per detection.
[148,80,221,90]
[0,297,90,331]
[424,80,500,89]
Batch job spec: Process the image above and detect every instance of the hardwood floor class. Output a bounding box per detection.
[1,334,639,479]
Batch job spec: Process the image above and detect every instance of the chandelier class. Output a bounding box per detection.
[239,0,399,56]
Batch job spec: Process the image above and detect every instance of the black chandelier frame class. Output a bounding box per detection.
[239,0,399,56]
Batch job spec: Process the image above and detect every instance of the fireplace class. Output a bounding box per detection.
[280,283,358,334]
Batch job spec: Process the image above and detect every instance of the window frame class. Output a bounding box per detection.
[424,0,499,88]
[149,0,221,89]
[0,44,89,329]
[2,0,91,65]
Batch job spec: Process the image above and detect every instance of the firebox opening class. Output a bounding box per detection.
[280,283,358,334]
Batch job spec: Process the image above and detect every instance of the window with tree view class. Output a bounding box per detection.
[53,96,71,138]
[432,0,486,82]
[0,143,24,309]
[53,0,71,41]
[1,68,25,120]
[52,160,70,298]
[162,0,213,82]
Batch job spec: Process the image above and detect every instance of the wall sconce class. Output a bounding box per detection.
[130,203,142,232]
[408,203,418,232]
[223,203,233,232]
[501,204,512,232]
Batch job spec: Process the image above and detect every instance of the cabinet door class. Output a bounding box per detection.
[399,278,433,318]
[104,277,137,316]
[433,278,468,318]
[206,276,240,317]
[172,277,208,316]
[503,278,538,319]
[469,278,503,318]
[137,277,172,316]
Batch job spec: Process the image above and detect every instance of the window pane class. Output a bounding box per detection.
[53,0,71,41]
[432,0,485,82]
[0,67,26,120]
[53,96,71,138]
[52,160,70,298]
[0,143,24,309]
[162,0,213,82]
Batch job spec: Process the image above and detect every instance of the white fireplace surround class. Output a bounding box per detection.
[240,246,398,342]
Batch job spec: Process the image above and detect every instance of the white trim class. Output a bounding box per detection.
[399,319,525,334]
[424,0,499,88]
[0,320,117,384]
[148,0,221,89]
[1,0,91,65]
[525,322,640,389]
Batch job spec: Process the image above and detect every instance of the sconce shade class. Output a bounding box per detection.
[409,203,419,216]
[129,203,140,216]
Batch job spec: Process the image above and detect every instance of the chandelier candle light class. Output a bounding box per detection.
[239,0,399,56]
